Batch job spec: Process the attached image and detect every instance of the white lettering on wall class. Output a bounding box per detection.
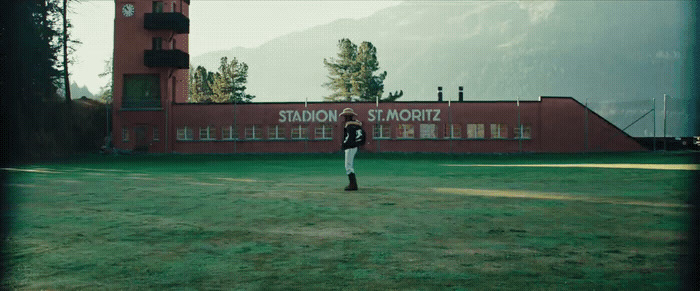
[280,108,442,123]
[278,110,338,123]
[366,109,441,122]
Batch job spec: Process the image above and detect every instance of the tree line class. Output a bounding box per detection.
[1,0,105,164]
[189,38,402,103]
[189,57,255,103]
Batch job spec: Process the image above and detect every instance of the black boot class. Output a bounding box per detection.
[345,173,358,191]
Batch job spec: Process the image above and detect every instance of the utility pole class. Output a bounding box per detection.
[517,96,522,152]
[585,99,589,152]
[663,94,670,151]
[652,98,656,151]
[376,95,380,153]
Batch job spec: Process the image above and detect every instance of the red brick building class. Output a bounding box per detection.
[112,1,645,154]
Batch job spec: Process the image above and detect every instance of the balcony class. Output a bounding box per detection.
[144,12,189,34]
[144,49,189,69]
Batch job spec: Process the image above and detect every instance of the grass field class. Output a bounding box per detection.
[2,152,697,289]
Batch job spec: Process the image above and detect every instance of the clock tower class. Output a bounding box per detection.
[113,0,190,152]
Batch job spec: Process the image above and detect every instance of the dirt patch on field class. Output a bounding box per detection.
[443,163,699,171]
[431,187,688,208]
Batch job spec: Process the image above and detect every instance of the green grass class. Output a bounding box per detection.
[2,152,696,289]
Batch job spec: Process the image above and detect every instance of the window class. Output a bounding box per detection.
[490,124,508,139]
[245,125,262,140]
[291,125,308,140]
[122,127,130,142]
[314,124,333,140]
[152,37,162,50]
[177,126,193,140]
[373,124,391,139]
[397,124,415,139]
[200,126,216,140]
[420,124,437,139]
[153,127,160,141]
[514,124,532,139]
[268,125,285,140]
[152,1,164,13]
[222,125,237,140]
[444,124,462,139]
[171,1,176,12]
[467,124,485,139]
[123,74,160,108]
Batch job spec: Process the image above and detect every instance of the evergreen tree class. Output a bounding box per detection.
[323,39,357,101]
[98,57,113,104]
[355,41,387,101]
[189,65,214,102]
[323,39,402,102]
[210,57,254,103]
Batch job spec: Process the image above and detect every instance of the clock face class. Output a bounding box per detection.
[122,4,135,17]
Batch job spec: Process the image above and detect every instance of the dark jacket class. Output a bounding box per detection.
[342,120,364,150]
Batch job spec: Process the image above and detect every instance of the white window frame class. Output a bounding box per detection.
[397,124,415,139]
[200,126,216,140]
[268,125,285,140]
[420,124,437,139]
[291,124,308,140]
[467,124,485,139]
[490,123,508,139]
[177,126,193,141]
[245,125,262,140]
[222,125,237,140]
[514,124,532,139]
[153,127,160,141]
[444,124,462,139]
[373,124,391,139]
[314,124,333,140]
[122,127,130,142]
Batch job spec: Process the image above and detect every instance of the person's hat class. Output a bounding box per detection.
[339,108,358,116]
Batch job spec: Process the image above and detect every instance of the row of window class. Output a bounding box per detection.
[378,123,531,139]
[121,123,532,143]
[177,124,333,141]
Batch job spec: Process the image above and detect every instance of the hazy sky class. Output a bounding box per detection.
[69,0,401,94]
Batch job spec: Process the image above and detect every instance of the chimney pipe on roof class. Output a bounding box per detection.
[458,86,463,102]
[438,87,443,102]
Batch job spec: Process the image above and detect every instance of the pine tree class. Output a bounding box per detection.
[190,65,214,102]
[323,39,358,101]
[210,57,254,103]
[355,41,387,101]
[323,39,402,102]
[98,57,113,103]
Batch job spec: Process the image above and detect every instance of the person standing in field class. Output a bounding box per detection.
[340,108,365,191]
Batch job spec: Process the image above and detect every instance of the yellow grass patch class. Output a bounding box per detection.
[215,178,259,183]
[431,187,688,208]
[443,163,700,170]
[1,168,62,174]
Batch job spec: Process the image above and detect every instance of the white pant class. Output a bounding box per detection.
[344,147,358,175]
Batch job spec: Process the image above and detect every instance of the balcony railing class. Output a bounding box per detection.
[144,49,189,69]
[144,12,189,34]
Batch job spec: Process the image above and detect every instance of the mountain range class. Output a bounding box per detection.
[191,1,695,136]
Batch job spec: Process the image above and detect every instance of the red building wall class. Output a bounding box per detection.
[112,0,189,152]
[161,97,646,154]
